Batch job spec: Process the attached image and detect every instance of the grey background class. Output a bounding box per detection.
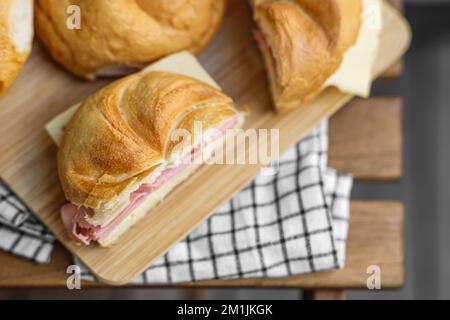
[1,2,449,300]
[350,3,450,300]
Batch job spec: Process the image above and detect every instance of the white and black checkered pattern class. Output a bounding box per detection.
[76,121,353,283]
[0,121,352,283]
[0,180,55,263]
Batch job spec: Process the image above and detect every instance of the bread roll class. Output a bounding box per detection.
[35,0,226,79]
[252,0,362,112]
[0,0,33,96]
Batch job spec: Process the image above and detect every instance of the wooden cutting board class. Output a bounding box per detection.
[0,0,411,285]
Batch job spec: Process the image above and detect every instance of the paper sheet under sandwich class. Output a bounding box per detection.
[46,52,220,146]
[325,0,382,97]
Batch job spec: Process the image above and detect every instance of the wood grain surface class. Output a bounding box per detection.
[0,0,411,285]
[0,99,405,287]
[303,289,347,300]
[0,201,404,289]
[329,97,403,180]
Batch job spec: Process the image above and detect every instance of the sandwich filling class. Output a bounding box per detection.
[60,116,240,245]
[254,29,280,84]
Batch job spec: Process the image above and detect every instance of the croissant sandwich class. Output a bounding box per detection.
[35,0,226,80]
[251,0,362,112]
[58,71,244,246]
[0,0,33,96]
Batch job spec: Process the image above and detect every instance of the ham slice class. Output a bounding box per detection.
[61,117,239,245]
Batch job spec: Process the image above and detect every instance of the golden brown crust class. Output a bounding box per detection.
[35,0,226,79]
[252,0,362,112]
[58,71,238,209]
[0,0,32,96]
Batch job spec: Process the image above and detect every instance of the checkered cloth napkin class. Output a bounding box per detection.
[0,184,55,263]
[0,121,352,283]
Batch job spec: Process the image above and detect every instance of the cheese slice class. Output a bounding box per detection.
[45,51,221,146]
[325,0,383,97]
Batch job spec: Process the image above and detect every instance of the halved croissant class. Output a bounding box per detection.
[251,0,362,112]
[58,71,243,245]
[59,71,242,211]
[35,0,226,79]
[0,0,33,96]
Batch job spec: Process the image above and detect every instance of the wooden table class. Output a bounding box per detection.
[0,97,405,299]
[0,0,407,299]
